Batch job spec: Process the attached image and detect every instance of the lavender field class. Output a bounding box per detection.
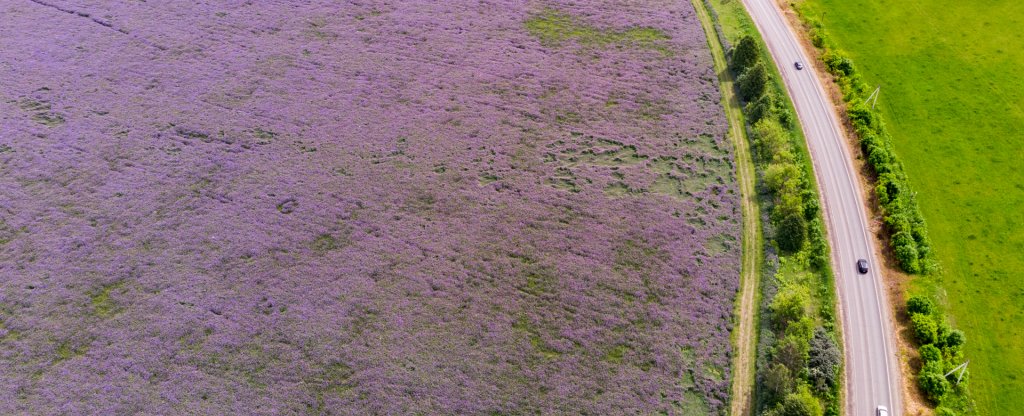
[0,0,739,414]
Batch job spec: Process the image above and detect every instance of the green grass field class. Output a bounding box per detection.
[797,0,1024,413]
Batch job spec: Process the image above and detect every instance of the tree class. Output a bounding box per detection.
[775,334,810,375]
[763,362,795,405]
[918,344,942,364]
[893,238,921,274]
[738,62,769,101]
[906,295,935,316]
[808,328,841,391]
[944,329,966,352]
[730,35,760,74]
[910,313,938,345]
[918,361,951,402]
[776,211,807,253]
[764,162,801,195]
[752,119,791,163]
[776,385,823,416]
[745,90,780,124]
[771,286,809,329]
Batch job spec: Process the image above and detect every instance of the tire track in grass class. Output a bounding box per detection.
[690,1,762,415]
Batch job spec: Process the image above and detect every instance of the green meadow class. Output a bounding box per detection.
[798,0,1024,413]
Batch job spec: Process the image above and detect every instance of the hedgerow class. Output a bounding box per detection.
[904,294,971,412]
[794,6,977,411]
[727,34,840,416]
[798,14,936,275]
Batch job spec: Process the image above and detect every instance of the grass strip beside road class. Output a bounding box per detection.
[691,1,762,415]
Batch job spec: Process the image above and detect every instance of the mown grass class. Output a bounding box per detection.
[796,0,1024,414]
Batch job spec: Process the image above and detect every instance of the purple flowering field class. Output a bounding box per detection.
[0,0,739,414]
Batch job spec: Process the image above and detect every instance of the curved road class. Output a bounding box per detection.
[737,0,902,414]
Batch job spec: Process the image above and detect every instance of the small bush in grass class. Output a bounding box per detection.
[894,239,921,274]
[944,329,966,352]
[906,294,935,316]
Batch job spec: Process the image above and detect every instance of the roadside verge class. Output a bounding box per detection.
[690,2,763,415]
[693,0,845,414]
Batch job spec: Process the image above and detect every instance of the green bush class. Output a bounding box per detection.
[745,90,780,124]
[910,313,938,346]
[764,162,801,195]
[918,360,951,402]
[822,50,855,77]
[906,294,935,316]
[763,362,795,405]
[919,344,942,364]
[944,329,966,351]
[893,239,921,274]
[808,328,841,391]
[752,118,791,163]
[738,62,769,101]
[775,333,811,375]
[776,211,808,253]
[935,407,958,416]
[807,218,829,270]
[768,385,823,416]
[771,286,809,328]
[730,35,760,73]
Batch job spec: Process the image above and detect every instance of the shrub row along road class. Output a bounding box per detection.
[738,0,902,414]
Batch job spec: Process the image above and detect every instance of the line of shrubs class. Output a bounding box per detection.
[730,35,840,416]
[905,294,969,415]
[801,16,935,275]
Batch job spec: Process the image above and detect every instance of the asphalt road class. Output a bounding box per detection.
[737,0,902,414]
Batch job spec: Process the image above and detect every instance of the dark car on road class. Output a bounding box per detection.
[794,61,804,70]
[857,259,869,274]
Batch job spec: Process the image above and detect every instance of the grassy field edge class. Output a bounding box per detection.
[785,3,977,414]
[690,2,764,415]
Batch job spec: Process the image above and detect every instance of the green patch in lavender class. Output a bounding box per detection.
[703,234,735,256]
[253,128,277,144]
[672,390,710,416]
[603,344,630,364]
[603,181,640,197]
[520,265,558,296]
[649,173,711,199]
[525,10,672,55]
[614,239,667,272]
[89,281,125,318]
[572,141,648,167]
[311,232,349,253]
[478,172,500,185]
[513,316,561,360]
[55,340,89,363]
[636,98,674,121]
[19,98,64,126]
